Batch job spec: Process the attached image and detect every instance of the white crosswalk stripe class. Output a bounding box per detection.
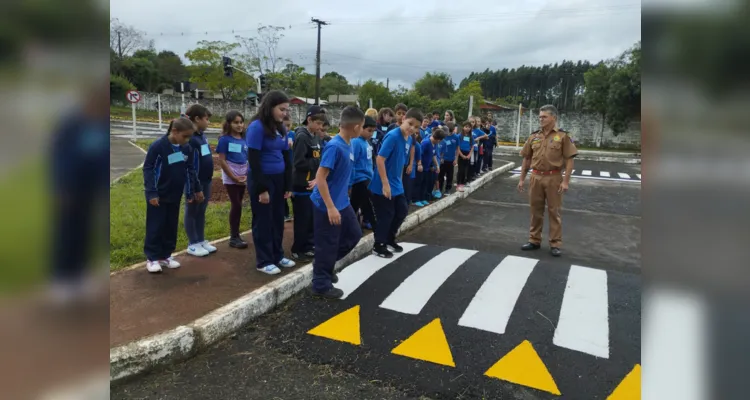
[600,171,611,177]
[380,248,477,315]
[553,265,610,359]
[335,242,424,299]
[582,170,592,176]
[637,173,641,179]
[458,255,537,334]
[617,172,630,179]
[336,243,617,358]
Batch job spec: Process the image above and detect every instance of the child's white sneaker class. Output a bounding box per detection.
[257,265,281,275]
[200,240,218,253]
[279,258,296,268]
[146,260,163,273]
[159,257,181,269]
[187,244,210,257]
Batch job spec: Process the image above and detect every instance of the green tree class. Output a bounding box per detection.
[156,50,189,85]
[357,80,394,110]
[393,88,432,113]
[184,40,253,100]
[438,80,485,121]
[320,71,351,99]
[110,74,135,104]
[414,72,455,99]
[120,57,159,92]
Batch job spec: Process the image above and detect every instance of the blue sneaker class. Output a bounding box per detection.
[413,202,424,207]
[257,265,281,275]
[278,258,296,268]
[433,190,442,199]
[418,201,428,207]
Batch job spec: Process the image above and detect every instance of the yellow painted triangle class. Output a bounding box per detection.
[484,340,561,396]
[391,318,455,367]
[306,305,361,345]
[607,364,641,400]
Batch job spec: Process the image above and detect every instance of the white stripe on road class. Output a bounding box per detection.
[553,265,610,358]
[637,174,641,179]
[582,170,592,176]
[600,171,611,177]
[617,172,631,179]
[336,242,424,299]
[380,248,477,315]
[458,255,537,334]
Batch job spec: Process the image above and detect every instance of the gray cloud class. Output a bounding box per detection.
[111,0,640,89]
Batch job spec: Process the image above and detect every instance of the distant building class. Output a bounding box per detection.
[327,94,358,105]
[288,96,328,106]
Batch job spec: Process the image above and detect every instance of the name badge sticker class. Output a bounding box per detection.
[200,143,210,156]
[228,143,242,153]
[463,136,470,142]
[350,152,354,161]
[168,151,185,165]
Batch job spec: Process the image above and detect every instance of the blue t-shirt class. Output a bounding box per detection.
[419,127,431,141]
[442,134,459,161]
[411,141,422,178]
[369,127,408,197]
[311,135,353,212]
[216,135,248,164]
[489,126,497,138]
[472,128,484,152]
[420,138,435,169]
[459,133,474,152]
[246,119,289,174]
[436,140,446,164]
[287,130,296,143]
[405,135,414,162]
[350,136,373,185]
[428,120,441,129]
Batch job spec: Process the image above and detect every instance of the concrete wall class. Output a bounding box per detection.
[487,109,641,150]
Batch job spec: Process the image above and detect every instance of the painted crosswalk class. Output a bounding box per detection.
[510,166,641,183]
[332,243,617,359]
[300,243,641,398]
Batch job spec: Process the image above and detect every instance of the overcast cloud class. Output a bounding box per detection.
[110,0,641,89]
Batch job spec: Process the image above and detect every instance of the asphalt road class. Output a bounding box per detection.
[111,160,641,400]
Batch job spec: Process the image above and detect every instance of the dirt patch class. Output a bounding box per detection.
[210,178,231,202]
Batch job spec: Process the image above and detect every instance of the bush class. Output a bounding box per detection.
[110,74,135,104]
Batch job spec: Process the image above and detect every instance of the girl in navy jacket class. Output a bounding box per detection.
[183,104,216,257]
[142,117,202,273]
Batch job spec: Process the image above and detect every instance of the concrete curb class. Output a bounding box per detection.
[493,147,641,164]
[109,161,515,383]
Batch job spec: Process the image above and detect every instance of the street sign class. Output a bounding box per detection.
[126,90,142,104]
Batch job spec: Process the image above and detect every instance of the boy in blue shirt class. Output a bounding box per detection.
[483,119,497,171]
[438,121,459,193]
[419,116,431,141]
[350,116,377,230]
[369,108,423,258]
[310,106,365,299]
[456,121,475,192]
[417,128,446,205]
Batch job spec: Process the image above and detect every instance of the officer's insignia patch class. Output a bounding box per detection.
[532,137,541,143]
[554,135,561,142]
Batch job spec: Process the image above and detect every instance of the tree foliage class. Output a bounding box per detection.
[584,42,641,135]
[414,72,455,100]
[110,74,135,103]
[184,40,254,100]
[110,18,146,58]
[358,80,395,110]
[236,25,289,74]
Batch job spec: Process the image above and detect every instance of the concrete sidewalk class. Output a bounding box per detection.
[110,138,146,183]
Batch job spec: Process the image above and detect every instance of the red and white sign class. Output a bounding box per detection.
[126,90,142,104]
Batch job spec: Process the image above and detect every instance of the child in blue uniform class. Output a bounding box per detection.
[456,121,475,192]
[216,110,249,249]
[409,129,423,206]
[183,104,216,257]
[143,117,202,273]
[439,121,459,193]
[310,106,365,299]
[370,108,423,258]
[417,128,445,204]
[246,90,296,275]
[350,116,377,230]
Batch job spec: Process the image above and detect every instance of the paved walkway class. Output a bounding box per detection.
[110,137,145,183]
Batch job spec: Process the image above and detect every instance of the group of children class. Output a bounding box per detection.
[140,91,499,299]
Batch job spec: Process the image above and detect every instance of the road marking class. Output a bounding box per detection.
[484,340,561,395]
[607,364,641,399]
[553,265,610,358]
[307,305,361,345]
[636,174,641,179]
[617,172,630,179]
[600,171,611,177]
[391,318,455,367]
[336,242,424,299]
[458,256,537,334]
[582,170,592,176]
[380,248,477,315]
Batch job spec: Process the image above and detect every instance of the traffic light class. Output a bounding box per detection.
[259,74,267,92]
[222,56,233,78]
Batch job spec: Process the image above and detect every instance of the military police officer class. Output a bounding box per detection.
[517,105,577,257]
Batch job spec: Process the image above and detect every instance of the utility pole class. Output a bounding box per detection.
[311,18,328,105]
[386,78,389,90]
[117,31,122,58]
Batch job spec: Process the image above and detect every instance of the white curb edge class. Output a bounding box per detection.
[109,161,515,383]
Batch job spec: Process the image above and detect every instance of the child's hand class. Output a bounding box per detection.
[307,180,317,190]
[149,197,160,207]
[327,207,341,225]
[234,175,247,184]
[195,191,205,203]
[383,183,392,199]
[259,191,270,204]
[418,165,423,173]
[436,167,440,174]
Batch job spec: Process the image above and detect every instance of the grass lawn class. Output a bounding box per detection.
[109,138,253,271]
[0,160,50,294]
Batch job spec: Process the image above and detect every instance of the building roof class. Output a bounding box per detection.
[289,96,328,105]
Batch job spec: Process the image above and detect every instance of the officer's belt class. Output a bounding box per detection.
[532,169,561,175]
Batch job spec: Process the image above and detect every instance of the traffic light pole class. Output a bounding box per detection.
[224,62,263,106]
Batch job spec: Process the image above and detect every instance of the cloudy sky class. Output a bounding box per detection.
[110,0,641,89]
